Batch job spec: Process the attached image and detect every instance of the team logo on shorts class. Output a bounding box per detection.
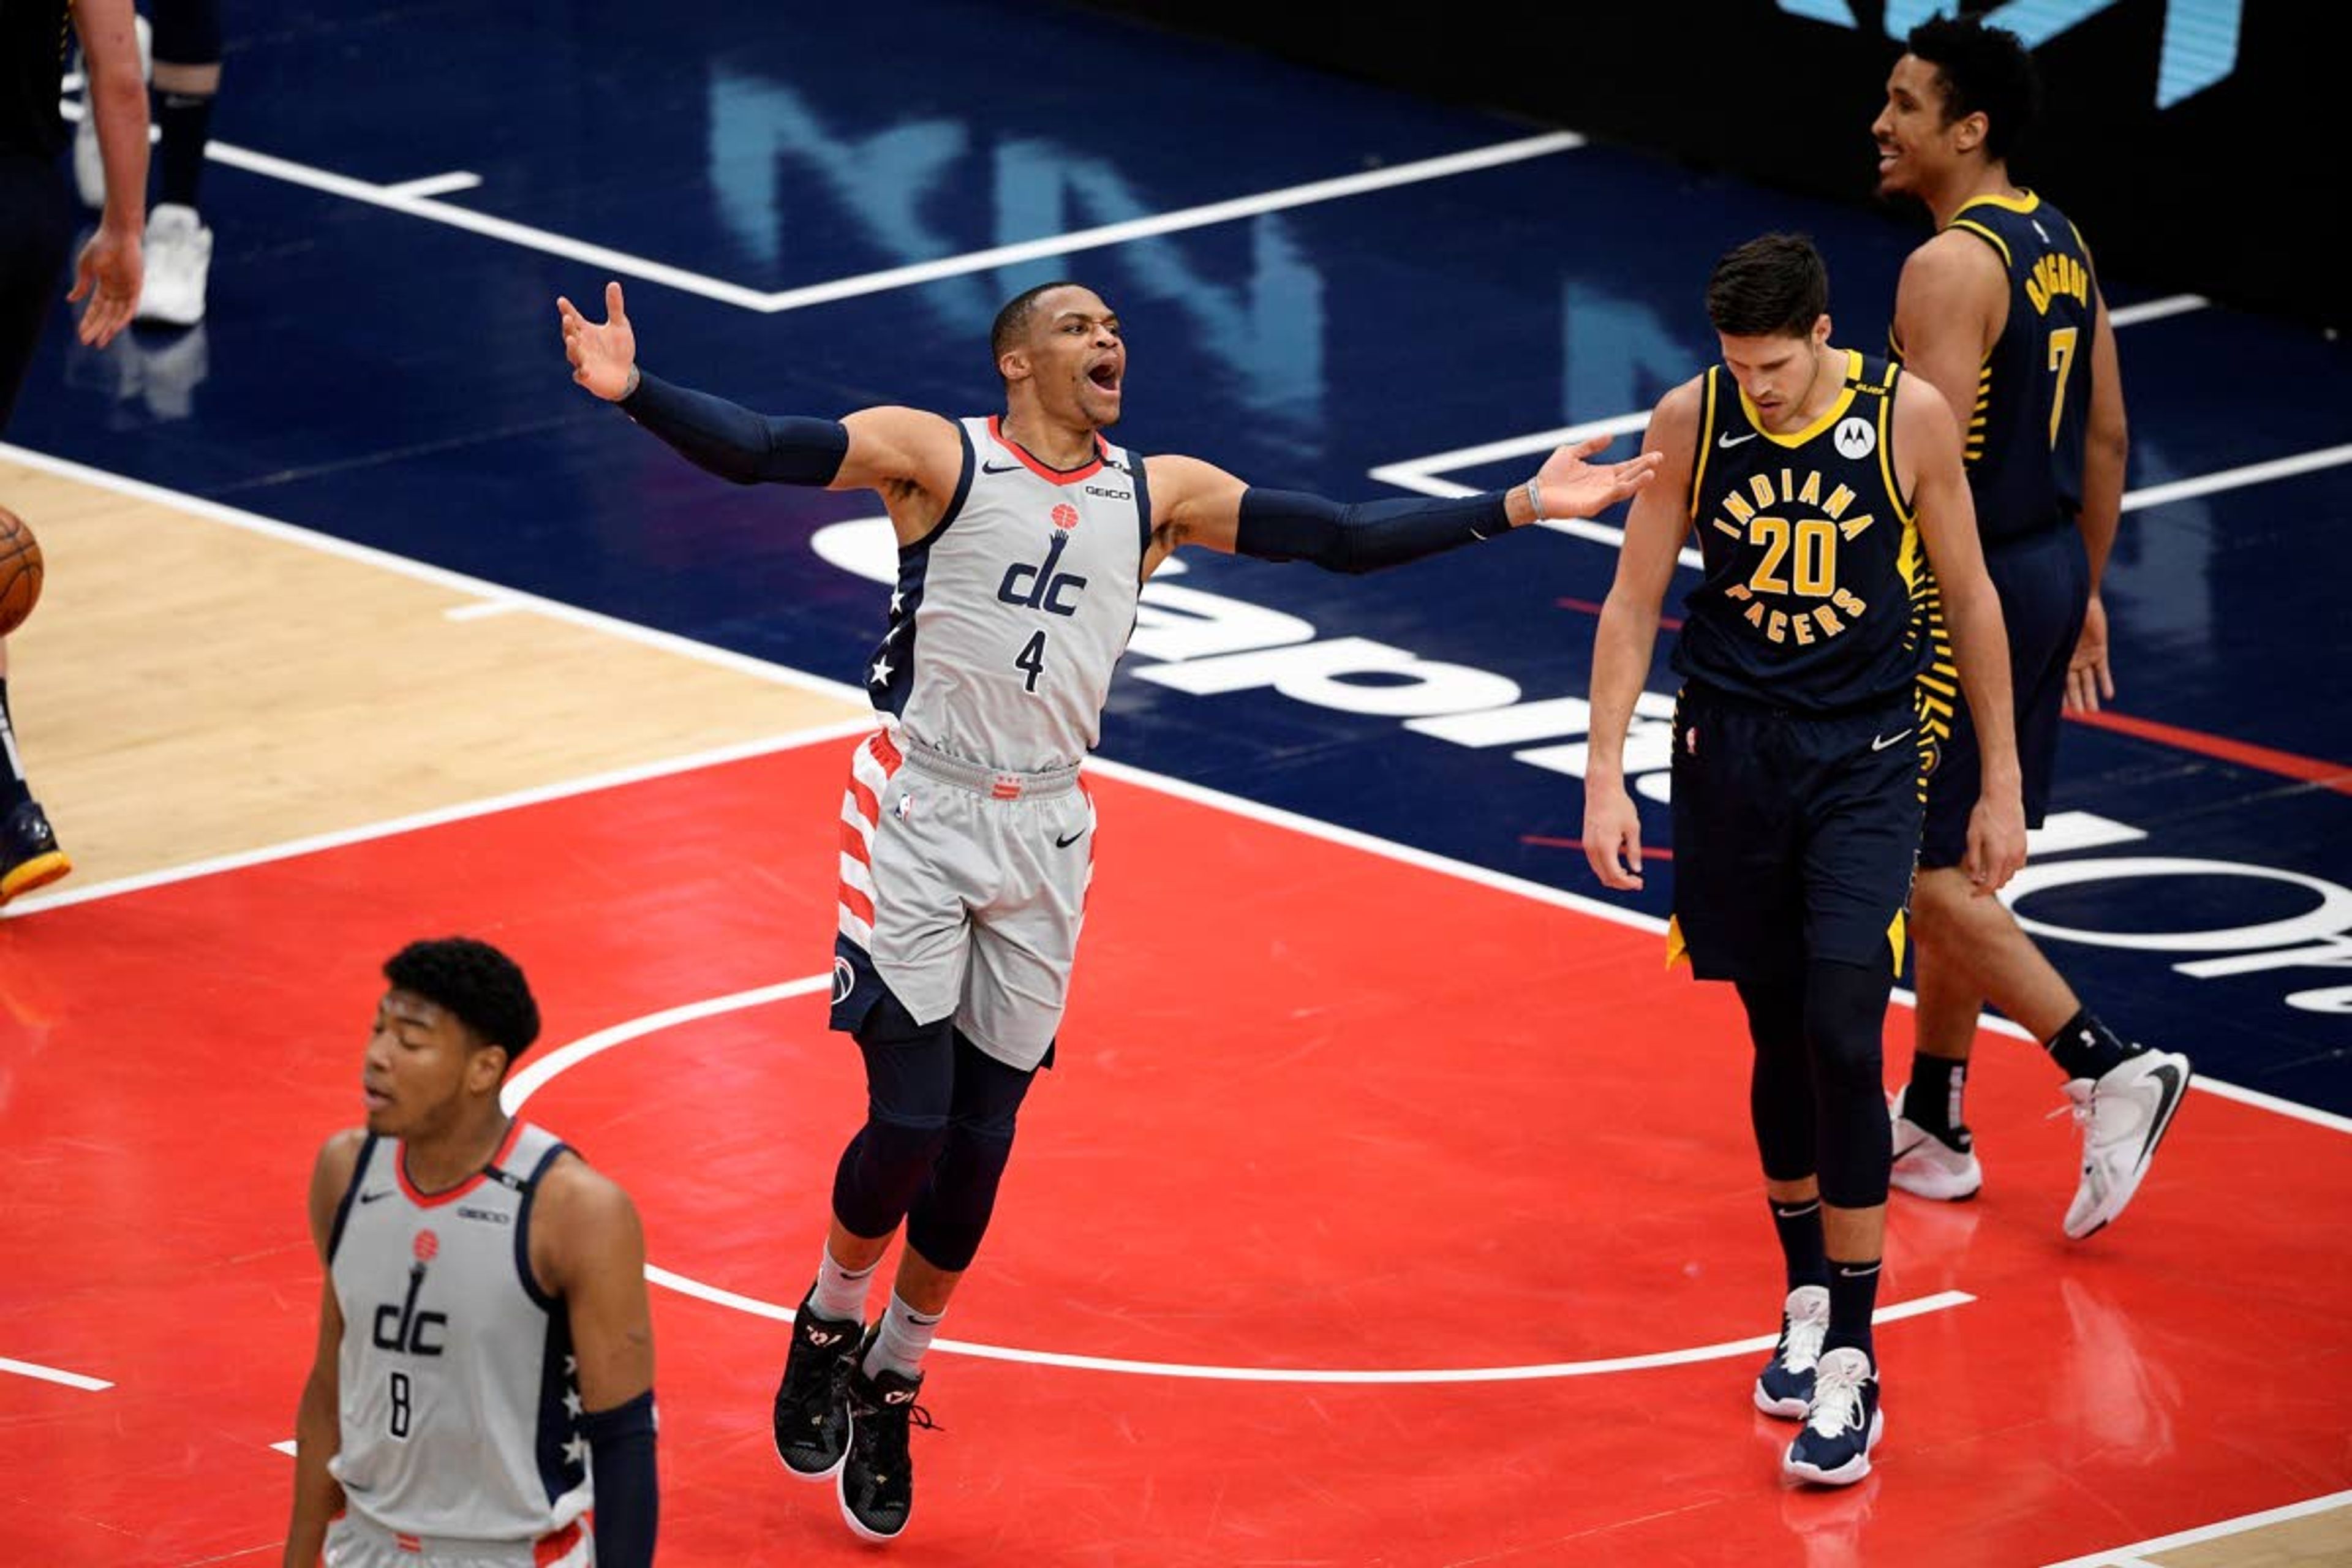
[832,956,855,1006]
[894,792,914,820]
[1050,503,1080,530]
[1834,416,1876,459]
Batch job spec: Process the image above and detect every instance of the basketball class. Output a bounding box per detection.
[0,505,43,638]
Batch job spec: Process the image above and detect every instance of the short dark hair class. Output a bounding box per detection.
[990,280,1088,366]
[383,937,542,1060]
[1905,15,2041,162]
[1705,233,1830,339]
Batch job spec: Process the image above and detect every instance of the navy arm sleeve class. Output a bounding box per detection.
[1232,488,1513,575]
[618,371,850,488]
[583,1389,658,1568]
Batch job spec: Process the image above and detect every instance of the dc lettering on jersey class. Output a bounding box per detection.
[372,1263,450,1357]
[997,532,1090,616]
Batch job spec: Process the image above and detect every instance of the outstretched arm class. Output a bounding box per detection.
[1141,437,1662,577]
[1583,383,1698,892]
[556,281,962,541]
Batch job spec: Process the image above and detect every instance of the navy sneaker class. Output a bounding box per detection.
[0,801,71,908]
[1754,1284,1830,1419]
[772,1292,861,1479]
[1782,1347,1883,1486]
[838,1330,936,1541]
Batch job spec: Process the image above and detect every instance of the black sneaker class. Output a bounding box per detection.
[772,1292,861,1480]
[0,801,70,908]
[837,1331,936,1541]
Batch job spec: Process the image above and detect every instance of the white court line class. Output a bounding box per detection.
[0,442,864,708]
[5,722,878,919]
[501,974,834,1113]
[2121,442,2352,511]
[6,453,2336,1137]
[57,94,1580,316]
[754,132,1585,314]
[2039,1488,2352,1568]
[1368,291,2217,522]
[2109,293,2211,326]
[443,598,524,621]
[1376,434,2352,570]
[270,1440,298,1457]
[0,1355,111,1392]
[382,171,482,200]
[507,986,1970,1384]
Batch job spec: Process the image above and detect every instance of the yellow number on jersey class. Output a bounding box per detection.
[2047,326,2079,448]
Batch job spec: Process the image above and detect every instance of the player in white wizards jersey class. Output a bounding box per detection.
[284,940,657,1568]
[558,277,1662,1540]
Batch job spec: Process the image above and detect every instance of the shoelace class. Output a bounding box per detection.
[1805,1357,1871,1439]
[1779,1314,1828,1376]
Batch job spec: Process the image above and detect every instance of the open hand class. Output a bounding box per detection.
[557,281,638,401]
[1528,436,1665,521]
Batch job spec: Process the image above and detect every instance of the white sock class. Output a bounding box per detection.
[810,1245,876,1324]
[864,1291,943,1381]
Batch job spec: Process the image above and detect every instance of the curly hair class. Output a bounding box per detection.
[383,937,542,1060]
[1905,15,2041,163]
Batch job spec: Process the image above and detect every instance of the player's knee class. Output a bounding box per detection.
[903,1123,1018,1272]
[830,1116,951,1238]
[1804,960,1892,1090]
[1906,868,1976,946]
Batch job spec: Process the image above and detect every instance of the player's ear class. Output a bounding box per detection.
[469,1040,512,1093]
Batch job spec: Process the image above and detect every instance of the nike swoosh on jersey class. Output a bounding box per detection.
[1718,431,1759,448]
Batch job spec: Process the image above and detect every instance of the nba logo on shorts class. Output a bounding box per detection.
[894,792,913,821]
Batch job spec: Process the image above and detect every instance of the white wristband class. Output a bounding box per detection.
[1523,477,1544,521]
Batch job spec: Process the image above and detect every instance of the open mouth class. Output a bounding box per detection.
[1087,362,1121,393]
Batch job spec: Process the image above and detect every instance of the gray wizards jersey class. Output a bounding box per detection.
[326,1122,591,1544]
[866,416,1152,772]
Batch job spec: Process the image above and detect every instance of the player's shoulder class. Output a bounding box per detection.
[314,1126,368,1184]
[1902,227,2008,292]
[1648,374,1708,441]
[533,1148,640,1228]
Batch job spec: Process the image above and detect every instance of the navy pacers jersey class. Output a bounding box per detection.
[1900,190,2098,545]
[1673,351,1945,717]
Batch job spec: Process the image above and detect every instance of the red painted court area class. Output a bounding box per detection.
[2,738,2347,1566]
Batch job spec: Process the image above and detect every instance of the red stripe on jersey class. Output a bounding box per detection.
[848,777,880,826]
[535,1519,584,1566]
[839,883,876,927]
[987,415,1106,484]
[869,730,903,772]
[840,820,872,864]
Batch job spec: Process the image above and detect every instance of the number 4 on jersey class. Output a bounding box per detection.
[1014,630,1048,692]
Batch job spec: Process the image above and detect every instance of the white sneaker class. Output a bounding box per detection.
[2062,1049,2192,1239]
[1888,1086,1983,1201]
[1754,1284,1830,1419]
[137,204,214,327]
[73,13,153,209]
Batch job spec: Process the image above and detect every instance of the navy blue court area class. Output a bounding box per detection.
[12,0,2349,1115]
